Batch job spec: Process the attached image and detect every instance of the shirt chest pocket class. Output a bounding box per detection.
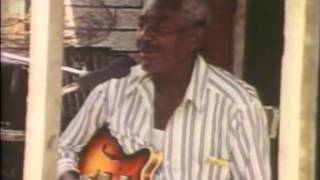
[187,148,231,180]
[203,156,231,180]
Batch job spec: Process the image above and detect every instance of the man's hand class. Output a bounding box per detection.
[59,171,80,180]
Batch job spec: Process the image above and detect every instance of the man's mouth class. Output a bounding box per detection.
[139,51,159,62]
[139,50,158,55]
[137,41,160,55]
[138,47,160,59]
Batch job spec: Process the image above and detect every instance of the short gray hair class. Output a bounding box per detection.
[181,0,210,27]
[144,0,210,27]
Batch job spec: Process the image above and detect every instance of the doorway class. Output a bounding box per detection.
[243,0,285,179]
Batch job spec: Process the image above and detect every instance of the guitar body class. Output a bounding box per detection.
[79,127,162,180]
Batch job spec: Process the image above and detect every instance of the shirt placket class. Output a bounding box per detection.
[161,100,190,180]
[136,80,155,147]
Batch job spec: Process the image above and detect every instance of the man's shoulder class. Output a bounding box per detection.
[206,64,260,106]
[96,65,142,94]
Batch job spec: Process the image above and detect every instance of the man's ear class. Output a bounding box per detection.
[185,27,207,51]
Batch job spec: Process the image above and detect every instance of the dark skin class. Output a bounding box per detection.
[136,5,205,130]
[60,3,206,180]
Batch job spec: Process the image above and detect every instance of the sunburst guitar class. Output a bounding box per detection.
[79,126,163,180]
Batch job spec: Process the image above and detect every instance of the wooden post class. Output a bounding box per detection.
[23,0,64,180]
[279,0,319,179]
[232,0,246,77]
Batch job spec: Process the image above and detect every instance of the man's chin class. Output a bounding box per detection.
[140,60,162,74]
[138,52,163,73]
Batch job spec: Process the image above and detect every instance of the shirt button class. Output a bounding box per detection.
[165,161,170,166]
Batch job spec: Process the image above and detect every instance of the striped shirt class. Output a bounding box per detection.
[58,56,270,180]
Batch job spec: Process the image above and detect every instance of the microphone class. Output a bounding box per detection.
[62,56,136,95]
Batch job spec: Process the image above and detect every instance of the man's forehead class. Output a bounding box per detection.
[140,1,183,21]
[144,0,182,10]
[140,8,180,21]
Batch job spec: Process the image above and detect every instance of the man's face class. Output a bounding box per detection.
[136,6,195,75]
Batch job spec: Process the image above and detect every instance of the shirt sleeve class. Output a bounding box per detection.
[57,82,109,178]
[229,99,271,180]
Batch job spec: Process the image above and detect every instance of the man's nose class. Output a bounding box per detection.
[136,25,156,40]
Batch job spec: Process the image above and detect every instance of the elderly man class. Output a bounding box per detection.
[58,0,270,179]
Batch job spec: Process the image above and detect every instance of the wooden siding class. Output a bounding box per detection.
[64,0,142,51]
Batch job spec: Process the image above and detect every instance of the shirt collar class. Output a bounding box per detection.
[130,55,209,109]
[130,64,149,83]
[184,55,209,109]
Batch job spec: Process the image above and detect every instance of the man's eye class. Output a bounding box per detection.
[159,25,170,30]
[158,25,174,32]
[137,22,144,29]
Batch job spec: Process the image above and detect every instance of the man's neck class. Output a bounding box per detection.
[151,56,196,130]
[151,57,195,95]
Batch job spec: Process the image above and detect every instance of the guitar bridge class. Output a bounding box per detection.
[96,172,111,180]
[87,170,112,180]
[119,175,130,180]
